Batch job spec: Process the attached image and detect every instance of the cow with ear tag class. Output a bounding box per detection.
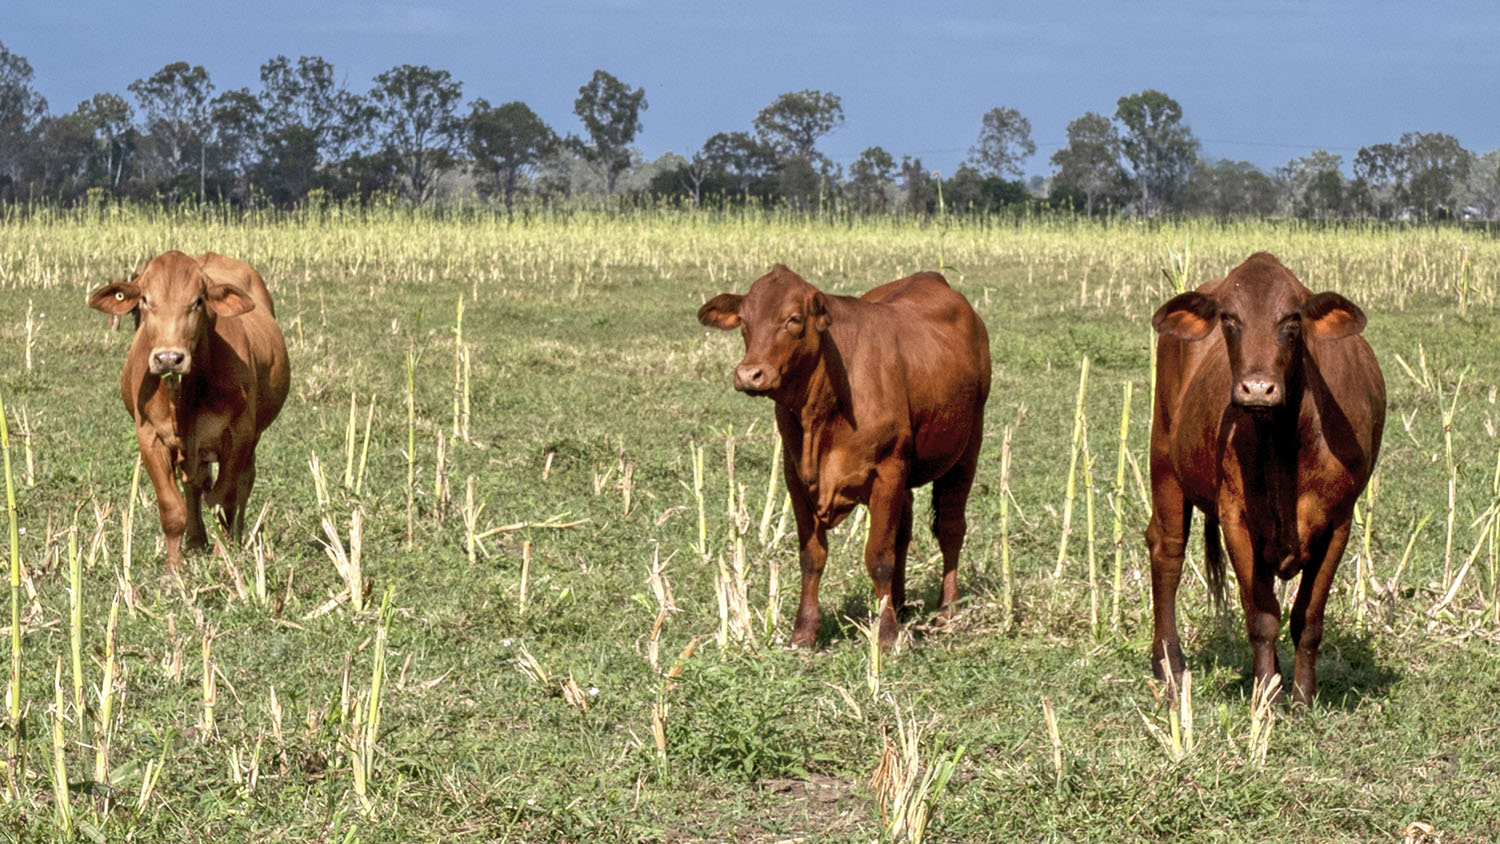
[88,251,290,574]
[1146,252,1385,705]
[698,264,991,649]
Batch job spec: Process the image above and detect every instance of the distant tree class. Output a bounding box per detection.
[773,156,824,209]
[572,70,647,194]
[1304,169,1346,217]
[466,99,558,211]
[900,155,935,214]
[1459,148,1500,220]
[1114,89,1198,214]
[701,131,777,196]
[75,93,133,189]
[209,89,265,202]
[0,41,47,196]
[23,113,95,198]
[942,165,985,212]
[848,146,896,211]
[680,152,714,207]
[753,90,843,163]
[368,64,464,202]
[648,148,728,207]
[128,62,215,197]
[967,107,1035,179]
[1278,150,1345,218]
[1401,131,1472,219]
[534,147,583,199]
[1352,142,1405,219]
[260,56,364,153]
[1182,159,1278,218]
[1050,112,1125,214]
[327,149,401,201]
[256,55,370,203]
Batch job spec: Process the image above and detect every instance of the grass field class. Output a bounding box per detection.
[1,206,1499,842]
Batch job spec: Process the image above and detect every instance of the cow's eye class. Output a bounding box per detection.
[191,297,203,311]
[140,296,151,310]
[787,315,803,326]
[1279,318,1300,339]
[1220,315,1240,334]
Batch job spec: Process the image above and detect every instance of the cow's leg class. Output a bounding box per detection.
[136,430,187,573]
[231,457,255,539]
[215,437,258,541]
[1287,517,1351,706]
[181,457,210,552]
[864,474,909,648]
[786,474,828,649]
[891,489,913,613]
[1219,509,1283,695]
[930,432,981,619]
[1146,460,1192,685]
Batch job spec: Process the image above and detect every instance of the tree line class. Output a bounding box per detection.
[2,41,1497,220]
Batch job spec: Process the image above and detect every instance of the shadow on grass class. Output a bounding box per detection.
[1191,613,1399,710]
[823,579,956,647]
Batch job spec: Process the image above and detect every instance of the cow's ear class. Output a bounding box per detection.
[1152,291,1217,341]
[1303,291,1366,340]
[88,281,141,316]
[809,290,831,332]
[697,294,743,330]
[206,283,255,318]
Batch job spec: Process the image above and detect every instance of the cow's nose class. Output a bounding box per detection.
[1236,376,1282,408]
[153,350,186,371]
[734,363,767,392]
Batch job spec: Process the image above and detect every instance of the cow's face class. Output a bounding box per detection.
[1152,253,1366,411]
[88,251,254,376]
[697,265,830,396]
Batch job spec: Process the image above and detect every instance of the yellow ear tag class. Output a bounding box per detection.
[115,292,125,300]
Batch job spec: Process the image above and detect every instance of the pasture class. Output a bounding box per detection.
[1,205,1498,842]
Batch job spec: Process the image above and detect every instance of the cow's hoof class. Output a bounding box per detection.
[162,563,186,586]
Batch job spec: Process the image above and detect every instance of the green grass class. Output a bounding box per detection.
[0,207,1498,841]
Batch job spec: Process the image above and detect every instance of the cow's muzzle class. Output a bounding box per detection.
[1234,375,1284,409]
[150,348,191,375]
[733,362,778,394]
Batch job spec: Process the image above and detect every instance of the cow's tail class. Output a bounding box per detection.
[1202,513,1228,611]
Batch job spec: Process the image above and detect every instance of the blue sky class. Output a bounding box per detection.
[9,1,1499,178]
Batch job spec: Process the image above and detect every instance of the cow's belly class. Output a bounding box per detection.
[908,446,963,489]
[184,411,234,470]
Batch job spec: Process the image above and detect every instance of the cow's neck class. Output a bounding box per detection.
[1237,362,1309,576]
[157,330,218,438]
[775,332,854,483]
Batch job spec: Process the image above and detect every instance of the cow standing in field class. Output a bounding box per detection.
[88,251,290,573]
[1147,252,1385,705]
[698,265,991,648]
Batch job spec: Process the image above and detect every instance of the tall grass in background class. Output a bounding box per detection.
[3,201,1497,319]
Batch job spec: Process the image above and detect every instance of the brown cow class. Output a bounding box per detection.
[698,265,991,648]
[88,251,291,573]
[1147,252,1385,705]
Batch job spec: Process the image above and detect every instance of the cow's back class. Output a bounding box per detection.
[846,273,990,484]
[857,272,991,401]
